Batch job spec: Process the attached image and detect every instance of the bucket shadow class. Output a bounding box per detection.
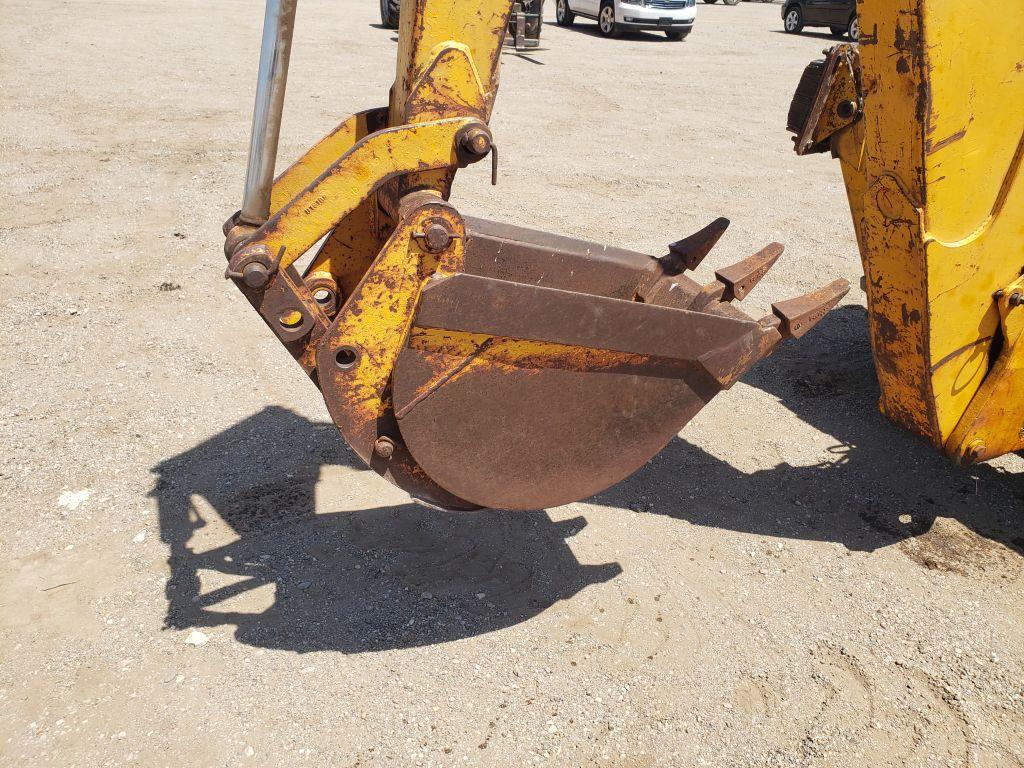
[592,305,1024,560]
[153,308,1022,652]
[151,406,620,654]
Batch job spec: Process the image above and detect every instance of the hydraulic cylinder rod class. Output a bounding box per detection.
[240,0,298,226]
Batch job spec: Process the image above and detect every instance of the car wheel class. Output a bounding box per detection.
[703,0,719,3]
[665,29,688,40]
[379,0,399,29]
[783,5,803,33]
[598,0,618,37]
[555,0,575,26]
[847,14,859,41]
[723,0,740,5]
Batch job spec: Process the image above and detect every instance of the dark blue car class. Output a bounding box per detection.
[782,0,858,41]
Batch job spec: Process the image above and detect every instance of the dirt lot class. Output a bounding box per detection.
[2,1,1023,766]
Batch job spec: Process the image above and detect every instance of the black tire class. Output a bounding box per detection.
[597,0,618,37]
[724,0,740,5]
[829,26,845,36]
[555,0,575,26]
[782,5,803,33]
[665,29,688,40]
[379,0,399,29]
[847,14,859,41]
[703,0,719,3]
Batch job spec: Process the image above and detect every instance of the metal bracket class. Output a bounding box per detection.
[788,44,862,156]
[947,272,1024,463]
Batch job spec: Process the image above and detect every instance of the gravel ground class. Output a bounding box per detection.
[2,1,1023,766]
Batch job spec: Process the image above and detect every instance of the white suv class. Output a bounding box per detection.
[555,0,697,40]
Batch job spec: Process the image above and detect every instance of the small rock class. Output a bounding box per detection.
[184,630,209,646]
[421,591,433,599]
[297,581,311,590]
[58,489,92,511]
[245,746,255,758]
[132,530,146,544]
[174,674,185,684]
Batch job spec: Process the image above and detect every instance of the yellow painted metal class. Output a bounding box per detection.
[252,117,479,271]
[382,0,505,224]
[317,202,465,441]
[404,44,489,122]
[246,0,508,285]
[391,0,510,125]
[269,107,387,214]
[948,277,1024,461]
[304,195,384,298]
[831,0,1024,459]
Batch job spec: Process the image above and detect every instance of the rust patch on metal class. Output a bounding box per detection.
[771,279,850,339]
[714,242,785,302]
[660,217,730,274]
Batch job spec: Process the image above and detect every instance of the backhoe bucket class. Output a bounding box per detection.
[309,208,848,511]
[387,220,848,509]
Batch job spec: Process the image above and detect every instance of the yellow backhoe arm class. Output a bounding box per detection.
[220,0,847,511]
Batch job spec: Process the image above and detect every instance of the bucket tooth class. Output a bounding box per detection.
[659,217,730,275]
[769,278,851,339]
[714,242,785,301]
[687,242,784,311]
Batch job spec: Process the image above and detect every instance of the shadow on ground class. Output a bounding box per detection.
[770,29,848,41]
[152,306,1022,653]
[593,305,1024,560]
[151,408,620,653]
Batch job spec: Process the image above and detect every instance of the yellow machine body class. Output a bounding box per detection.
[791,0,1024,463]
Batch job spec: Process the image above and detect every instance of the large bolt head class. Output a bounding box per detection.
[459,126,492,157]
[966,440,987,463]
[241,261,272,289]
[836,100,858,120]
[374,437,396,459]
[423,222,453,253]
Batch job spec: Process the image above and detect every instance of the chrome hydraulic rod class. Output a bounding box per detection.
[239,0,298,226]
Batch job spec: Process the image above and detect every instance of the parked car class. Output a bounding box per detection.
[781,0,858,40]
[555,0,698,40]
